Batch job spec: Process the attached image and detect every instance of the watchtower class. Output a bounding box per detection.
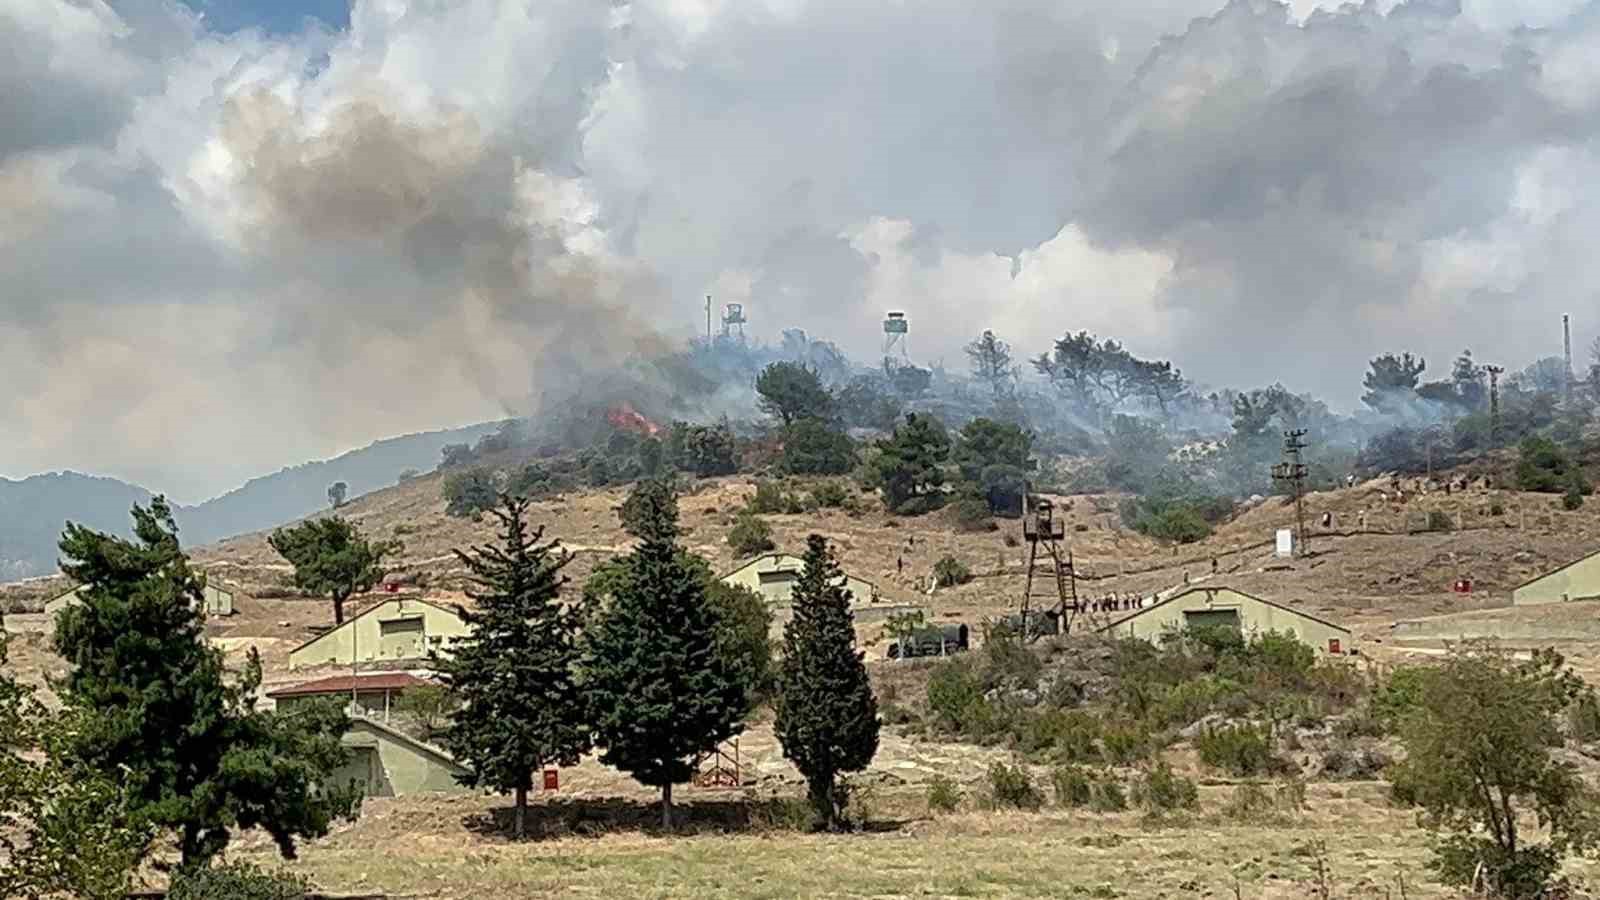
[1020,493,1078,640]
[882,311,909,369]
[721,303,747,344]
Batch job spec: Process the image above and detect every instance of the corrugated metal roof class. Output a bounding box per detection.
[266,672,430,698]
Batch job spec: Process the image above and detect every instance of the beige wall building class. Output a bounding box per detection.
[1513,550,1600,606]
[1099,586,1352,655]
[720,553,879,606]
[325,717,472,798]
[288,597,471,670]
[44,581,234,618]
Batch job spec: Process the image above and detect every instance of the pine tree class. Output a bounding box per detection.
[268,516,399,625]
[583,478,751,829]
[439,493,590,838]
[54,498,359,870]
[775,534,880,831]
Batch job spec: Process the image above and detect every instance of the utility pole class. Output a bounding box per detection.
[1486,365,1504,444]
[1271,429,1310,557]
[705,295,713,346]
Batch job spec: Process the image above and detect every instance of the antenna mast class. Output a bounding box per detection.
[1564,314,1574,404]
[705,295,713,346]
[1271,429,1310,558]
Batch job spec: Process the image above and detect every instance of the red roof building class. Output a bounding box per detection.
[266,672,432,723]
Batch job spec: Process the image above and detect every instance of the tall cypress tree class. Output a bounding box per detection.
[775,534,880,831]
[439,493,589,838]
[53,498,359,870]
[583,478,750,829]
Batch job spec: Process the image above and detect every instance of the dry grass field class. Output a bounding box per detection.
[224,783,1581,899]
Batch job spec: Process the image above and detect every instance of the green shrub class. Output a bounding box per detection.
[1052,765,1095,808]
[442,468,497,517]
[952,494,996,532]
[727,513,775,557]
[1148,676,1240,730]
[780,419,857,476]
[1119,490,1232,544]
[986,762,1044,811]
[926,661,984,731]
[1570,693,1600,744]
[750,796,816,832]
[1221,782,1279,823]
[978,622,1042,690]
[1195,723,1279,777]
[1371,667,1428,732]
[1132,761,1199,814]
[926,775,961,814]
[168,863,310,900]
[1564,482,1585,510]
[934,555,973,587]
[1517,436,1589,495]
[1090,777,1128,812]
[1021,710,1100,763]
[810,481,850,508]
[1100,719,1152,765]
[747,481,792,514]
[1426,510,1454,532]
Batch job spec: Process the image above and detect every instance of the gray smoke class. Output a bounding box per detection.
[4,0,1600,499]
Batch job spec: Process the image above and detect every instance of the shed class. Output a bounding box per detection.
[1099,586,1351,655]
[267,672,431,723]
[43,581,235,618]
[326,716,472,798]
[1512,549,1600,606]
[288,597,471,670]
[719,553,879,606]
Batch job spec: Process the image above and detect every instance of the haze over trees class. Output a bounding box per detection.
[756,362,834,427]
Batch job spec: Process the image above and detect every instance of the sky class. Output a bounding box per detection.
[5,0,1600,502]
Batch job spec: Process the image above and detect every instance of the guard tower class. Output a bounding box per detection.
[883,311,909,369]
[721,303,747,344]
[1020,492,1078,640]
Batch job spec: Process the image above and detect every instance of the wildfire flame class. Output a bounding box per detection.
[606,402,662,438]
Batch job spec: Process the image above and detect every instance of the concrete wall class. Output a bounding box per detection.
[1513,552,1600,606]
[331,718,471,798]
[1103,587,1351,654]
[721,554,878,606]
[289,598,470,669]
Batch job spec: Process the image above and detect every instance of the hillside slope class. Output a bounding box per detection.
[0,421,500,578]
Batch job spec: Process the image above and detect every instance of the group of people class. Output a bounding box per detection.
[1070,593,1149,615]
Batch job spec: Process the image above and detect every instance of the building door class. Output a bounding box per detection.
[1183,609,1242,632]
[379,617,425,658]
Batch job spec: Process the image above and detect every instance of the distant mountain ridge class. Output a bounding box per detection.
[0,421,500,581]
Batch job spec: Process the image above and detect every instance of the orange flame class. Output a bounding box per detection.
[606,402,661,437]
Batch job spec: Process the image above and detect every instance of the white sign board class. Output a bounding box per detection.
[1275,528,1294,558]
